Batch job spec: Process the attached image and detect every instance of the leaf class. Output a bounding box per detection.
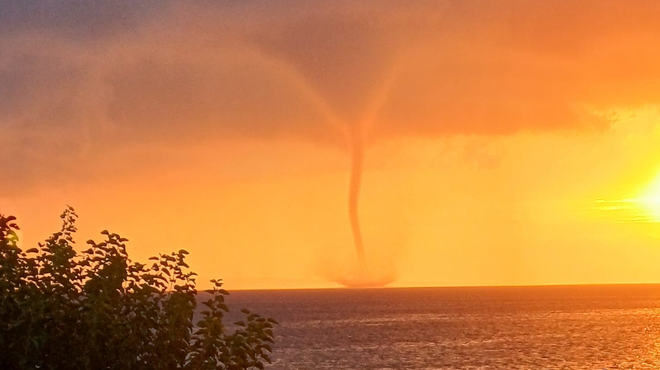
[25,248,39,254]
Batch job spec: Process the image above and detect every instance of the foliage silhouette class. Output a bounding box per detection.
[0,207,276,370]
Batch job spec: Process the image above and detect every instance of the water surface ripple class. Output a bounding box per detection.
[217,285,660,369]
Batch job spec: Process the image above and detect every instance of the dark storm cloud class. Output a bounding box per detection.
[2,0,660,193]
[0,0,164,41]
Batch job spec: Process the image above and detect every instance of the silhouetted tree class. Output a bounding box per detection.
[0,207,276,370]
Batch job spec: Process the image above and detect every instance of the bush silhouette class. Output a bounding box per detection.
[0,207,276,370]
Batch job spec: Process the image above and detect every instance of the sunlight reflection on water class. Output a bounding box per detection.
[214,285,660,369]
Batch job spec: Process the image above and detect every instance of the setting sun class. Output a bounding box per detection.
[637,172,660,222]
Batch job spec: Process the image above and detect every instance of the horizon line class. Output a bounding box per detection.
[225,281,660,293]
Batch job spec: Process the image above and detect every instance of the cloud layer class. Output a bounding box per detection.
[3,0,660,192]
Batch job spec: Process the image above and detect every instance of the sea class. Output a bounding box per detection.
[218,284,660,370]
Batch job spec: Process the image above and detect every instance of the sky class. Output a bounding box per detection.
[3,1,660,289]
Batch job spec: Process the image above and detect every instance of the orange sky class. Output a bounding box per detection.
[3,1,660,289]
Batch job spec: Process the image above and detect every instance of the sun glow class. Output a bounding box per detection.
[637,173,660,222]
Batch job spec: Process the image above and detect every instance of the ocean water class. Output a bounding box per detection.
[219,285,660,370]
